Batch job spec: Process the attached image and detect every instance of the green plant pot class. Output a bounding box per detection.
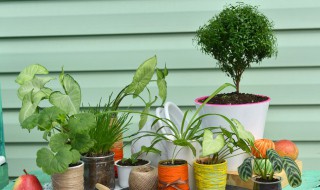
[194,160,227,190]
[81,152,115,190]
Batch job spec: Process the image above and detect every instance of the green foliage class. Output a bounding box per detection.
[128,83,250,165]
[238,149,302,188]
[195,3,277,92]
[122,145,161,165]
[111,56,168,129]
[16,64,96,175]
[85,99,131,157]
[201,118,254,164]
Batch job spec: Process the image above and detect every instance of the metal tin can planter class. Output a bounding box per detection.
[51,161,84,190]
[252,176,282,190]
[194,160,227,190]
[158,159,189,190]
[81,152,115,190]
[115,159,150,188]
[129,165,158,190]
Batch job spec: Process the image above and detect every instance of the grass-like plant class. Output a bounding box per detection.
[195,3,277,93]
[85,98,132,157]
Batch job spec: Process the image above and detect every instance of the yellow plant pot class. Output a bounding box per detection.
[194,160,227,190]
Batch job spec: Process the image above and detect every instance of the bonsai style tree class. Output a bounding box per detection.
[195,3,277,93]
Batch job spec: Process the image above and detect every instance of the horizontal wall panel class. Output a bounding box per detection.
[1,68,320,109]
[1,0,320,37]
[1,30,320,73]
[4,105,320,143]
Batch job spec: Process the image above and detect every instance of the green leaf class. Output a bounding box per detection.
[173,139,196,157]
[15,64,48,85]
[36,147,73,175]
[253,159,273,176]
[266,149,283,173]
[70,133,94,154]
[156,73,167,105]
[238,157,253,181]
[139,105,150,130]
[231,119,254,144]
[21,114,39,131]
[202,130,225,156]
[141,145,161,155]
[125,56,157,97]
[19,91,41,124]
[17,76,54,100]
[283,157,302,188]
[49,74,81,115]
[68,113,96,134]
[70,149,81,164]
[49,133,71,152]
[38,107,66,130]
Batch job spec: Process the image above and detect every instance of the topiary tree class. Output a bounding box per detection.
[195,3,277,93]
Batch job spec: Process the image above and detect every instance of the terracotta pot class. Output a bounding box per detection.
[51,161,84,190]
[158,159,189,190]
[81,152,115,190]
[194,95,270,171]
[194,160,227,190]
[129,165,158,190]
[252,176,282,190]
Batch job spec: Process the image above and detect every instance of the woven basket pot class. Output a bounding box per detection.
[81,152,115,190]
[51,161,84,190]
[129,165,158,190]
[194,160,227,190]
[158,159,189,190]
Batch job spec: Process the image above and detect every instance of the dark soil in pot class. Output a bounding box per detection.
[199,92,269,104]
[159,159,187,166]
[117,159,148,166]
[253,177,282,190]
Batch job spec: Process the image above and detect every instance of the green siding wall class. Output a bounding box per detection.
[1,0,320,176]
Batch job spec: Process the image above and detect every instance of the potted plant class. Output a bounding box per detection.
[194,120,255,190]
[128,83,236,189]
[15,64,96,189]
[194,3,278,171]
[238,138,302,190]
[81,99,131,190]
[115,146,159,188]
[106,55,168,175]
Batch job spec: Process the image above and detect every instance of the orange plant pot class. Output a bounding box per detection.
[158,159,189,190]
[111,140,123,178]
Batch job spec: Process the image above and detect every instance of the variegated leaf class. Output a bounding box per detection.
[266,149,283,173]
[283,156,302,188]
[238,157,253,181]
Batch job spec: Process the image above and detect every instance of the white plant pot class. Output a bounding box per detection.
[195,95,270,171]
[115,160,150,188]
[166,140,200,190]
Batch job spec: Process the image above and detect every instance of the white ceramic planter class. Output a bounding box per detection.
[195,95,270,171]
[115,160,150,188]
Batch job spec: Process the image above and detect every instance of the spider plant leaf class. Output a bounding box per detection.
[49,74,81,115]
[125,56,157,97]
[283,157,302,188]
[139,104,150,130]
[16,64,48,85]
[238,157,253,181]
[266,149,283,173]
[202,129,225,156]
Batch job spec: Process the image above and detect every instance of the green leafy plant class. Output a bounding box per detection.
[110,55,168,129]
[16,65,96,175]
[128,83,242,164]
[200,119,254,164]
[195,3,277,93]
[121,145,161,165]
[238,148,302,188]
[85,97,132,157]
